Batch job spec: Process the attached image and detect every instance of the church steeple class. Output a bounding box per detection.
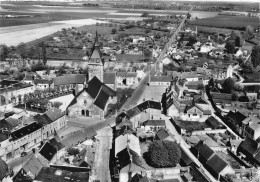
[94,31,100,47]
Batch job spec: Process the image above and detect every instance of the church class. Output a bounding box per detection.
[66,31,117,119]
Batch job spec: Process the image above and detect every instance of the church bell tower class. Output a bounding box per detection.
[88,31,104,82]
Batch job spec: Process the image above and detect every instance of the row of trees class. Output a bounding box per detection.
[0,42,47,64]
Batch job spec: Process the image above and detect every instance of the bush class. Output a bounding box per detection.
[67,148,80,156]
[145,140,181,168]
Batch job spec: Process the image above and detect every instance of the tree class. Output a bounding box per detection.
[53,102,62,109]
[251,45,260,68]
[187,35,197,46]
[67,148,80,156]
[245,25,254,40]
[0,44,10,61]
[225,41,235,54]
[187,13,191,19]
[145,140,181,168]
[38,41,47,65]
[145,28,151,34]
[111,28,117,34]
[17,43,30,61]
[143,49,152,61]
[222,77,235,94]
[141,12,149,17]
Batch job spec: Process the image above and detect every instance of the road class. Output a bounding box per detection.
[162,115,217,182]
[204,92,241,140]
[92,126,112,182]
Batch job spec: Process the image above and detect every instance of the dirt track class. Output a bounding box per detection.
[0,19,106,46]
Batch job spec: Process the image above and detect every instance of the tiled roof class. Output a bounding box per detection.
[143,120,165,126]
[226,111,246,126]
[103,72,116,84]
[115,133,141,157]
[116,148,143,171]
[23,75,34,81]
[150,75,172,82]
[155,128,170,140]
[34,167,89,182]
[117,72,126,77]
[194,141,214,161]
[22,154,47,179]
[61,127,97,149]
[49,137,64,151]
[180,148,193,166]
[34,79,52,85]
[238,136,258,156]
[0,158,8,180]
[39,142,57,161]
[205,116,223,129]
[10,122,41,141]
[53,74,86,86]
[206,154,228,174]
[87,76,102,98]
[45,108,65,122]
[94,87,109,110]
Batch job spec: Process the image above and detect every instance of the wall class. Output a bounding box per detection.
[48,94,74,112]
[190,129,226,136]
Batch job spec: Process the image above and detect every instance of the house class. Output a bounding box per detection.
[154,128,175,141]
[115,133,141,157]
[126,72,138,86]
[34,166,89,182]
[206,154,234,180]
[115,147,144,182]
[117,100,162,128]
[53,74,87,95]
[210,87,232,106]
[23,75,34,84]
[0,158,10,182]
[0,82,35,106]
[13,154,48,181]
[192,140,215,164]
[237,136,260,166]
[142,120,166,132]
[34,108,67,139]
[225,111,246,136]
[7,122,42,159]
[182,104,211,121]
[38,142,59,164]
[67,76,116,119]
[149,75,172,86]
[193,141,235,180]
[103,72,116,90]
[241,116,260,140]
[205,116,225,130]
[34,79,53,90]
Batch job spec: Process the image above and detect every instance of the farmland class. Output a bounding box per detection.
[189,15,259,30]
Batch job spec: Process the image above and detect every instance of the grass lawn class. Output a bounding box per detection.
[195,25,237,34]
[175,120,210,133]
[189,15,259,30]
[217,152,241,169]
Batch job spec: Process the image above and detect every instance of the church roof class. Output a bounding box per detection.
[67,76,116,110]
[93,87,109,110]
[89,31,103,63]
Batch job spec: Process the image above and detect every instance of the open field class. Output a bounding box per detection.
[195,25,237,34]
[189,15,259,30]
[0,19,107,46]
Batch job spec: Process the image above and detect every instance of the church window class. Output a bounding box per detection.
[81,110,85,116]
[84,100,87,105]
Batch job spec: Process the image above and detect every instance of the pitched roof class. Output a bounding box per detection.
[130,173,149,182]
[22,154,46,179]
[205,116,223,129]
[194,141,214,161]
[115,133,141,157]
[61,127,97,149]
[0,158,8,180]
[180,148,193,166]
[206,154,228,174]
[93,87,109,110]
[34,167,89,182]
[34,79,52,85]
[45,108,65,122]
[143,120,165,126]
[155,128,170,140]
[126,72,137,78]
[39,142,57,161]
[150,75,172,82]
[49,138,65,151]
[53,74,86,86]
[103,72,116,84]
[226,111,246,126]
[238,136,258,156]
[10,122,41,141]
[116,148,143,171]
